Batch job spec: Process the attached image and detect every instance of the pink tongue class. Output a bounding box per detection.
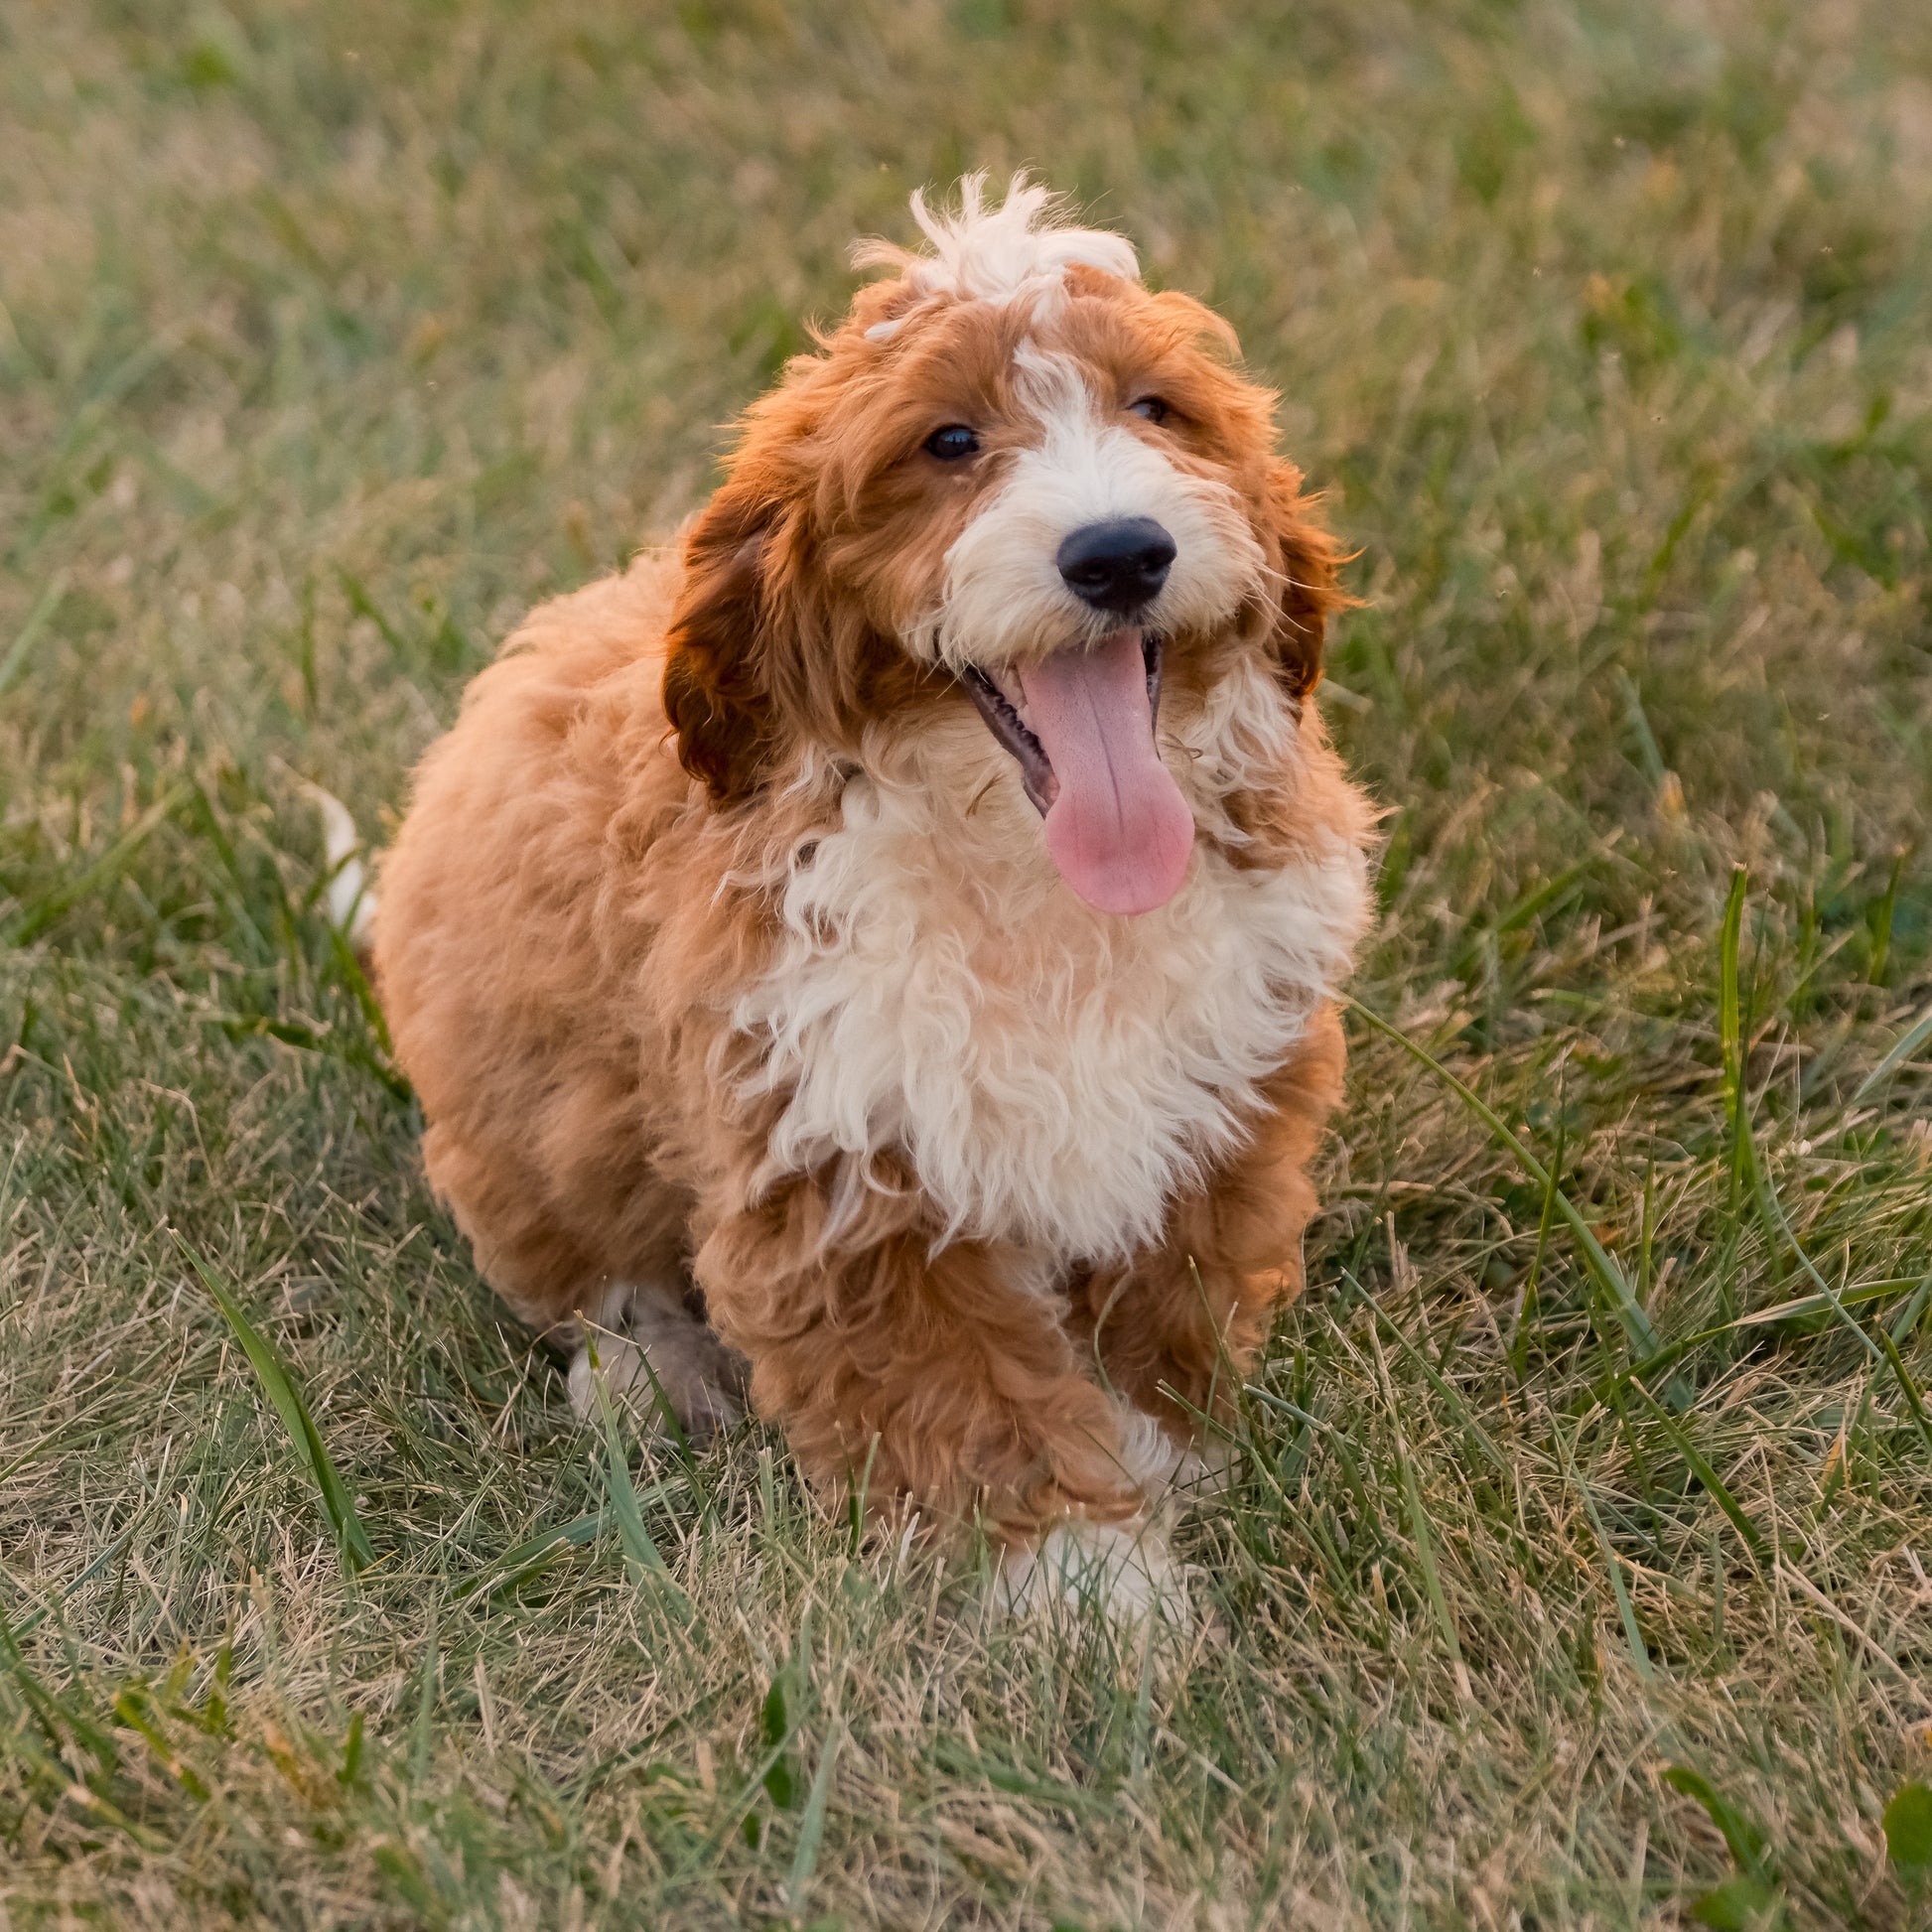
[1016,630,1195,916]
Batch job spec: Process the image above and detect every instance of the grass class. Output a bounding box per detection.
[3,0,1931,1923]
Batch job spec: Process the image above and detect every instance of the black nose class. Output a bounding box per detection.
[1056,517,1176,616]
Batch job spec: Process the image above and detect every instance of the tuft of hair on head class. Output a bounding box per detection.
[852,171,1140,323]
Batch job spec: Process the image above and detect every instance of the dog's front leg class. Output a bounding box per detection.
[1074,1003,1349,1469]
[691,1173,1179,1617]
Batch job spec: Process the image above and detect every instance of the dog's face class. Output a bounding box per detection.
[663,175,1341,915]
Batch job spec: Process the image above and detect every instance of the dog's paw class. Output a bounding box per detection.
[568,1286,747,1441]
[568,1333,745,1439]
[1114,1403,1232,1512]
[996,1516,1189,1628]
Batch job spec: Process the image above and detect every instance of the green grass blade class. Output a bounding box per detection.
[582,1334,688,1612]
[1874,1325,1932,1462]
[1339,1269,1509,1473]
[184,777,273,960]
[328,923,396,1056]
[0,571,69,699]
[1245,1385,1345,1436]
[213,1009,413,1102]
[684,1702,806,1873]
[7,1523,142,1640]
[760,1674,795,1809]
[1630,1382,1767,1564]
[452,1509,613,1601]
[785,1725,844,1912]
[1393,1430,1467,1689]
[1719,866,1756,1205]
[1664,1764,1769,1876]
[1743,1146,1931,1453]
[3,782,193,947]
[1748,1173,1880,1367]
[1450,852,1600,977]
[1891,1277,1931,1344]
[1587,1276,1924,1407]
[174,1231,374,1572]
[58,1781,171,1853]
[1512,1111,1565,1384]
[1557,1434,1654,1682]
[113,1686,211,1801]
[1851,1001,1932,1108]
[0,1606,120,1772]
[1615,669,1668,786]
[1345,994,1681,1396]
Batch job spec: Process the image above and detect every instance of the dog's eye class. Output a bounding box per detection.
[923,424,980,462]
[1128,396,1170,426]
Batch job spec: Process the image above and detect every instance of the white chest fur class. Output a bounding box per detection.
[730,705,1370,1264]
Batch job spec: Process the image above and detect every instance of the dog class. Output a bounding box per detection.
[370,175,1374,1615]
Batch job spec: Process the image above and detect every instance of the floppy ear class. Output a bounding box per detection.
[1263,463,1350,701]
[661,490,783,805]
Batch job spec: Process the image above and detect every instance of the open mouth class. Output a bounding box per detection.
[958,628,1195,916]
[962,633,1164,818]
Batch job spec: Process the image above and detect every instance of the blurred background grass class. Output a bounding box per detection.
[3,1,1930,1926]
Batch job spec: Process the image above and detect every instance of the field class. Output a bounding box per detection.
[4,0,1932,1924]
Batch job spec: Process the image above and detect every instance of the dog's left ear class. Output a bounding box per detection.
[662,489,784,805]
[1262,462,1349,701]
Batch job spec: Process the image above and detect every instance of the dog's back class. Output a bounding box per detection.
[373,553,697,1337]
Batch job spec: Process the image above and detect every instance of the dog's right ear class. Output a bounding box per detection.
[662,490,783,805]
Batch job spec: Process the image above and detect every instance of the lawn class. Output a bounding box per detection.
[3,0,1931,1925]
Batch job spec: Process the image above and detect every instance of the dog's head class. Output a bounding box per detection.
[663,173,1343,915]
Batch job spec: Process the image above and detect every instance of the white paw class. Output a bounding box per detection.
[568,1282,746,1440]
[568,1334,745,1438]
[1114,1403,1232,1511]
[997,1516,1189,1627]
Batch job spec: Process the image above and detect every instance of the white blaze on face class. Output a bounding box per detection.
[914,345,1266,673]
[905,346,1266,916]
